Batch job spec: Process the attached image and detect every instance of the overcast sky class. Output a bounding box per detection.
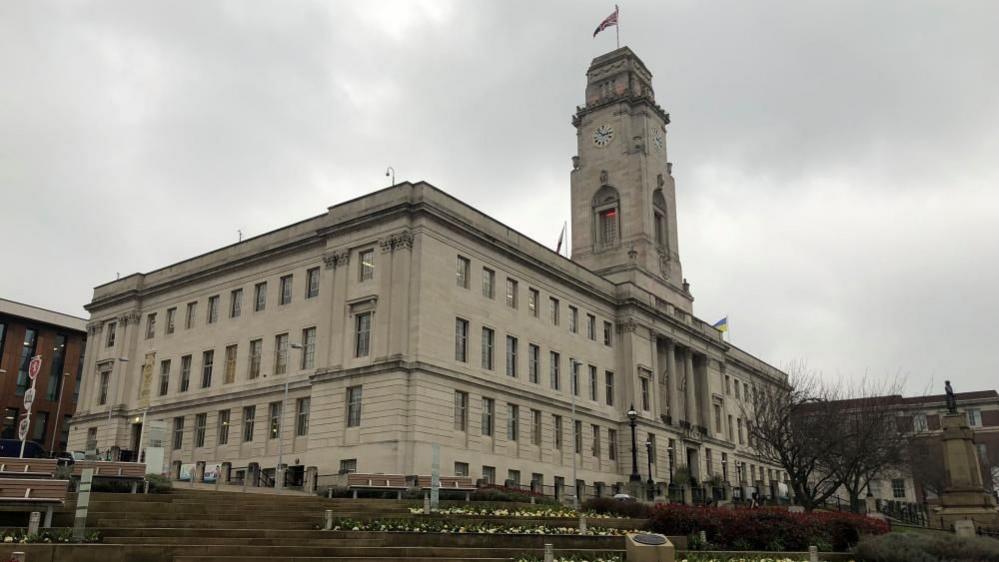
[2,1,997,394]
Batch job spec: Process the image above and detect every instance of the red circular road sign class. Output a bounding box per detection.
[27,356,42,380]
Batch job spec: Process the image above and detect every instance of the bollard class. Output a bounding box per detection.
[423,493,431,515]
[144,480,150,494]
[27,512,40,536]
[73,468,94,540]
[11,552,25,562]
[699,530,707,545]
[543,543,553,562]
[578,513,587,533]
[809,545,818,562]
[530,495,536,505]
[327,487,333,499]
[324,509,334,531]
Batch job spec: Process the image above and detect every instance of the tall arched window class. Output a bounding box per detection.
[592,186,620,250]
[653,189,668,248]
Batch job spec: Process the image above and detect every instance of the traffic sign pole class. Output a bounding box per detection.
[19,355,42,459]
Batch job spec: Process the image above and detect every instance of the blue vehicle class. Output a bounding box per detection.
[0,439,47,459]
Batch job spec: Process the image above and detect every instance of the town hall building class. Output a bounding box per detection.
[68,47,789,498]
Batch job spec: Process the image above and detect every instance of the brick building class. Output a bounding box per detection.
[0,298,87,454]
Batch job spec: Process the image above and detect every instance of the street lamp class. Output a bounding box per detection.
[645,439,655,500]
[106,357,129,459]
[627,405,641,483]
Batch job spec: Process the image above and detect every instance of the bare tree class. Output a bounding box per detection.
[745,364,846,511]
[909,437,947,499]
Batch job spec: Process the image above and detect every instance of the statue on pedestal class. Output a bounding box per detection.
[945,380,957,414]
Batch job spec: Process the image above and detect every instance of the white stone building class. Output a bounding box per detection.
[69,47,788,497]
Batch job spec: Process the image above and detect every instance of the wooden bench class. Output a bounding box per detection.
[0,458,59,479]
[71,461,147,492]
[414,475,476,501]
[346,473,409,499]
[0,478,69,528]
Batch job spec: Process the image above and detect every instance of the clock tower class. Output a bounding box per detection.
[569,47,690,311]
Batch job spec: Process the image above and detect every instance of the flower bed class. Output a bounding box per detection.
[514,555,623,562]
[679,557,816,562]
[1,529,101,544]
[648,505,887,551]
[329,518,636,536]
[408,505,618,518]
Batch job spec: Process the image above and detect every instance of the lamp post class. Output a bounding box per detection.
[275,343,303,488]
[736,461,745,502]
[627,405,640,483]
[569,359,579,509]
[667,444,675,484]
[106,357,129,459]
[48,372,69,453]
[645,439,655,500]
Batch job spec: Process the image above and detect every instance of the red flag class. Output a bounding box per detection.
[593,6,619,37]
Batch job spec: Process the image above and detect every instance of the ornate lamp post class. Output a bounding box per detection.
[645,439,655,500]
[627,405,641,483]
[667,444,675,484]
[736,461,745,501]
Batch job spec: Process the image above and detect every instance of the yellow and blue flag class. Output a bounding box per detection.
[712,317,729,333]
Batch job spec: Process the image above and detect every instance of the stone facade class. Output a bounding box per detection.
[68,47,788,495]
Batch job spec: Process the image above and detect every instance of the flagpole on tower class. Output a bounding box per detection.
[615,5,620,49]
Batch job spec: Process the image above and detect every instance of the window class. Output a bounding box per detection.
[201,350,214,388]
[46,334,67,400]
[605,371,615,406]
[306,267,320,299]
[892,478,906,499]
[242,406,255,442]
[145,313,156,339]
[608,429,617,460]
[482,268,495,298]
[508,469,521,486]
[454,462,469,477]
[98,367,110,405]
[274,334,288,375]
[481,327,494,370]
[279,275,293,305]
[603,321,613,346]
[714,404,723,433]
[222,344,237,384]
[166,308,176,334]
[569,306,578,333]
[254,282,267,311]
[173,416,185,449]
[913,413,928,433]
[588,365,598,401]
[553,415,563,449]
[346,386,362,427]
[269,401,282,439]
[194,413,207,448]
[528,288,539,317]
[550,351,561,390]
[230,289,243,318]
[105,322,116,347]
[86,428,97,452]
[296,397,310,436]
[505,278,518,308]
[705,447,713,475]
[728,414,734,440]
[481,397,494,436]
[599,208,618,247]
[725,376,731,395]
[574,420,582,453]
[550,297,559,325]
[456,256,470,288]
[722,452,729,481]
[359,249,374,281]
[31,411,48,442]
[531,409,542,445]
[507,403,519,441]
[354,312,372,357]
[586,314,596,340]
[737,418,744,444]
[649,434,657,463]
[744,382,750,401]
[967,409,983,428]
[735,379,741,399]
[653,189,668,247]
[207,295,219,324]
[217,410,230,445]
[592,424,601,457]
[248,339,262,379]
[185,302,197,329]
[505,336,517,377]
[528,344,540,384]
[454,391,468,431]
[15,328,38,396]
[158,360,171,396]
[571,360,580,396]
[340,459,357,474]
[455,318,469,362]
[301,327,316,369]
[180,355,191,392]
[482,466,496,484]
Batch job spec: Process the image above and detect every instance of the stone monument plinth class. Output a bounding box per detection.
[935,413,998,528]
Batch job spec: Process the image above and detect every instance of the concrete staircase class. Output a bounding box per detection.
[70,489,626,562]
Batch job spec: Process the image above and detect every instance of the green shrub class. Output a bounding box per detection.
[145,474,172,493]
[470,486,558,505]
[582,497,652,519]
[854,532,999,562]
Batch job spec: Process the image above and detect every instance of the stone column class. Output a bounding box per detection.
[220,462,232,485]
[666,340,679,424]
[684,349,695,427]
[305,466,318,493]
[194,461,206,483]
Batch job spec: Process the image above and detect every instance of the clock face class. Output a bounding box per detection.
[593,124,614,147]
[653,129,664,151]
